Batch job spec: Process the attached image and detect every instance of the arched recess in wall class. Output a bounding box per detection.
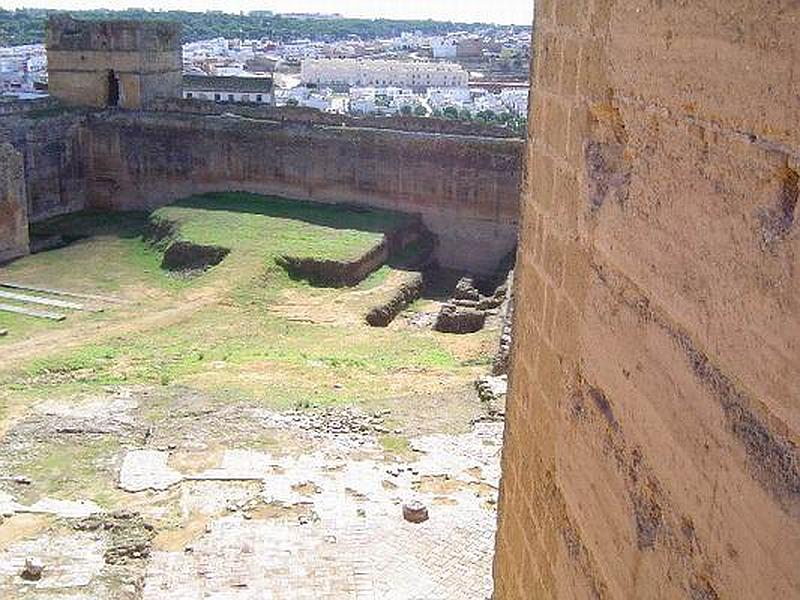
[107,70,120,107]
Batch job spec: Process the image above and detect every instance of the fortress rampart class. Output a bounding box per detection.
[83,111,522,272]
[494,1,800,598]
[0,105,523,273]
[0,143,29,262]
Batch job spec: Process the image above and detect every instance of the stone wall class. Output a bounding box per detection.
[149,98,522,139]
[83,111,523,273]
[0,110,87,222]
[494,2,799,599]
[0,143,30,262]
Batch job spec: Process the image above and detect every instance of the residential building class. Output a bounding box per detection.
[301,59,468,90]
[182,75,274,105]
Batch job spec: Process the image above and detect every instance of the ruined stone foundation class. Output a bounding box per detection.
[0,143,29,262]
[494,1,800,598]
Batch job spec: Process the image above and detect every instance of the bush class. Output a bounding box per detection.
[442,106,459,120]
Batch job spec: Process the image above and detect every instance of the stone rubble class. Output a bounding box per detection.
[402,500,430,523]
[20,557,44,581]
[434,274,508,334]
[475,374,508,417]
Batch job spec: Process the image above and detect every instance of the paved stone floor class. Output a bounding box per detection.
[0,398,503,599]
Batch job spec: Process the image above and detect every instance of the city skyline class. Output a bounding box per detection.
[2,0,534,26]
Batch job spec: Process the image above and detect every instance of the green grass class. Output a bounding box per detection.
[379,434,413,459]
[0,194,410,344]
[157,192,406,262]
[355,265,393,291]
[14,435,124,507]
[4,304,464,406]
[0,192,493,418]
[0,192,497,522]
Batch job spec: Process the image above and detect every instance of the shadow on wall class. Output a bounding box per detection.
[28,193,415,251]
[167,192,413,236]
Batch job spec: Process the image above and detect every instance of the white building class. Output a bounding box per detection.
[500,89,529,115]
[427,87,472,110]
[348,87,420,116]
[182,75,275,105]
[301,59,468,90]
[431,37,458,59]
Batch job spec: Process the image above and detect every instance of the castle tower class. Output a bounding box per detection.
[46,14,182,110]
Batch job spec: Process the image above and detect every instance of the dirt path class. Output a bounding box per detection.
[0,286,223,373]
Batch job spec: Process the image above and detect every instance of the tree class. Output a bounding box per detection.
[442,106,459,120]
[285,97,299,107]
[459,108,473,121]
[413,105,428,117]
[475,109,497,123]
[0,7,519,47]
[400,104,413,116]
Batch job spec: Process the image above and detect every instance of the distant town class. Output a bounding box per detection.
[0,8,530,134]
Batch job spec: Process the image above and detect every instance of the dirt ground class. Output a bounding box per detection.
[0,200,505,599]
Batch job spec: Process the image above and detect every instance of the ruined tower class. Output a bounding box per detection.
[46,15,182,110]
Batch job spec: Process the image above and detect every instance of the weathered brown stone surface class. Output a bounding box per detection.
[0,112,87,222]
[494,2,799,599]
[47,15,182,110]
[0,143,29,262]
[82,111,523,272]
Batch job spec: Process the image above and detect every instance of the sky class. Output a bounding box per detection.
[3,1,534,25]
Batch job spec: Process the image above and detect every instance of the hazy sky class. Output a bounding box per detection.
[3,1,534,25]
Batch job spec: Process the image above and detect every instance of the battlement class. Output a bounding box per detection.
[46,14,180,53]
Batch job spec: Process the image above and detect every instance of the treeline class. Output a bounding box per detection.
[0,8,517,47]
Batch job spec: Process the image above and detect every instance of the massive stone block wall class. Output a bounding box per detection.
[83,112,523,273]
[47,15,182,110]
[0,143,30,262]
[0,111,87,222]
[494,2,799,598]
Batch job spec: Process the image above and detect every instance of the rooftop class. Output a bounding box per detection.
[183,75,274,93]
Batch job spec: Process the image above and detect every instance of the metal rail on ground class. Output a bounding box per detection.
[0,290,103,313]
[0,282,126,304]
[0,303,66,321]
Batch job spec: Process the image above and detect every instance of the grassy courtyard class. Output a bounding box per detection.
[0,192,495,425]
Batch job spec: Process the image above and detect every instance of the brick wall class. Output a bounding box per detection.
[494,1,799,598]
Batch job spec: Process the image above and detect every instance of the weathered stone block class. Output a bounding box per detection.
[0,143,29,262]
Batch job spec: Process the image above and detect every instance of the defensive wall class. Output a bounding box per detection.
[0,104,523,273]
[494,1,799,598]
[0,143,29,262]
[83,111,521,272]
[0,110,87,222]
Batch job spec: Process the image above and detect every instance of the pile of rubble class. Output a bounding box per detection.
[475,375,507,418]
[434,276,507,334]
[273,407,395,437]
[74,510,156,565]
